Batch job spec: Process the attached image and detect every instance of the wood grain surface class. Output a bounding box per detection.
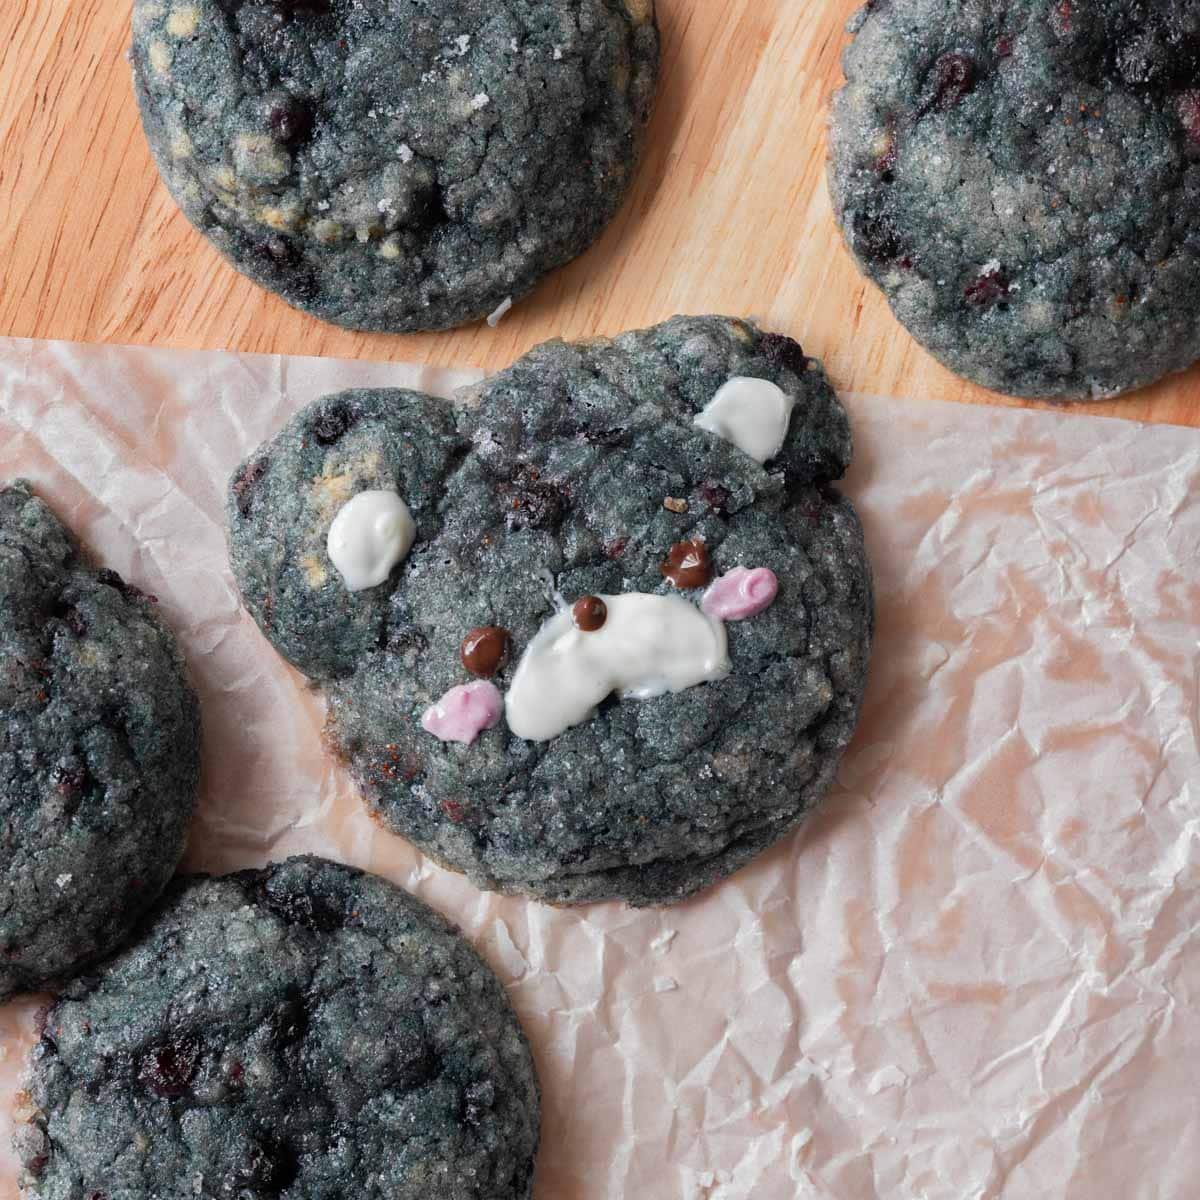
[2,0,1199,426]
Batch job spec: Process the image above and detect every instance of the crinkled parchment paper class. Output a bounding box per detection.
[1,335,1198,1200]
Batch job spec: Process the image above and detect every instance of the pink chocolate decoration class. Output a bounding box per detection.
[421,681,503,745]
[701,567,779,621]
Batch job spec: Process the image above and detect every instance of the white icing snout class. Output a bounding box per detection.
[693,376,795,464]
[327,489,416,592]
[504,593,730,742]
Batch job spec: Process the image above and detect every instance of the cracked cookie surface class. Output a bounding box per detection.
[18,856,539,1200]
[829,0,1200,400]
[0,482,200,1001]
[131,0,659,332]
[227,317,873,906]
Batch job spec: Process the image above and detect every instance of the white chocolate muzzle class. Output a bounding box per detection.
[504,593,730,743]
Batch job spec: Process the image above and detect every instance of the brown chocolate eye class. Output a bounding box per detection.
[661,538,711,590]
[460,626,512,678]
[572,596,607,632]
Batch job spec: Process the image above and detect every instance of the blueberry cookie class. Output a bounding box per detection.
[0,482,201,1000]
[17,856,539,1200]
[130,0,659,332]
[829,0,1200,400]
[228,316,874,906]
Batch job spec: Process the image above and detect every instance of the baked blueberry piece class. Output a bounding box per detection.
[130,0,659,332]
[17,855,539,1200]
[0,482,200,1001]
[829,0,1200,400]
[227,316,874,906]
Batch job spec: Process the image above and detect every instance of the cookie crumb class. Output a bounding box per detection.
[487,297,513,327]
[651,929,676,953]
[663,497,688,513]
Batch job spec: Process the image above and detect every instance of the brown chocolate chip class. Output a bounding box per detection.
[661,538,711,590]
[572,596,608,632]
[460,626,512,678]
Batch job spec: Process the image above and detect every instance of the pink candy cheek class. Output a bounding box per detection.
[423,682,503,744]
[703,567,779,620]
[741,569,779,614]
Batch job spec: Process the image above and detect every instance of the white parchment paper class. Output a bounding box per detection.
[0,335,1197,1200]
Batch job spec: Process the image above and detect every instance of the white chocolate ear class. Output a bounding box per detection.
[327,490,416,592]
[693,377,796,464]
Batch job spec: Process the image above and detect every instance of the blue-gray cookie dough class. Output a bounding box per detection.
[17,855,539,1200]
[0,482,200,1001]
[130,0,659,332]
[227,316,874,906]
[829,0,1200,400]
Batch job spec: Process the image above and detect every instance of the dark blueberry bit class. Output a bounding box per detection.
[852,208,906,265]
[604,536,628,559]
[698,482,730,514]
[260,885,344,932]
[964,265,1011,306]
[386,622,429,653]
[261,236,300,267]
[996,34,1014,58]
[758,331,809,376]
[50,761,90,802]
[138,1036,200,1098]
[571,423,629,448]
[388,1023,437,1090]
[267,95,314,145]
[272,0,332,15]
[222,1135,296,1195]
[96,568,129,595]
[233,457,269,519]
[923,52,977,115]
[499,465,569,532]
[26,1154,49,1179]
[270,993,309,1045]
[441,798,466,823]
[309,401,354,445]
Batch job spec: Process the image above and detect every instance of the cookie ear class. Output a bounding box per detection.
[768,353,852,486]
[227,390,467,681]
[643,317,852,485]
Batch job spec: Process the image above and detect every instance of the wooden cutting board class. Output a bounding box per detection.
[2,0,1198,427]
